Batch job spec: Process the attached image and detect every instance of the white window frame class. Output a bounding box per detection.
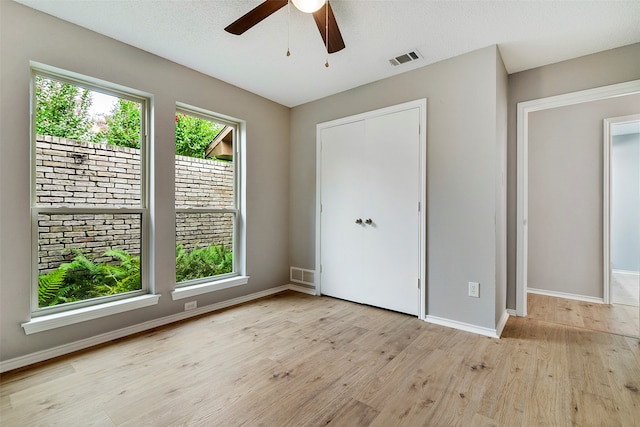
[27,63,155,322]
[172,103,248,300]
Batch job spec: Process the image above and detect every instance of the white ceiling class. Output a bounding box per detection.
[14,0,640,107]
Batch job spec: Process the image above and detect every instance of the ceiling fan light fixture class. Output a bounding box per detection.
[291,0,326,14]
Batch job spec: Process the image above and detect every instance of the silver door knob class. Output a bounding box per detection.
[355,218,363,224]
[365,218,373,225]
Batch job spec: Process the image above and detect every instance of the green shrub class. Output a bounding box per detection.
[176,244,233,283]
[175,113,224,158]
[97,249,141,295]
[37,244,232,307]
[37,249,141,308]
[105,99,141,148]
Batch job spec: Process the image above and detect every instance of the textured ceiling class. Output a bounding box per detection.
[14,0,640,107]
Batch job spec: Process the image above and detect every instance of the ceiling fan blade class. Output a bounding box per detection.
[312,1,345,53]
[225,0,288,35]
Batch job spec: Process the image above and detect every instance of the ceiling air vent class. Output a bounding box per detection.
[389,50,423,66]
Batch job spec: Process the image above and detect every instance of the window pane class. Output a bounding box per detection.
[175,112,233,209]
[175,212,234,283]
[35,76,142,207]
[37,213,142,307]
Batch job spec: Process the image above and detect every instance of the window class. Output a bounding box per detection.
[174,105,244,292]
[31,67,150,316]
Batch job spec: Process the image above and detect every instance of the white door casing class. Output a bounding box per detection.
[316,100,427,317]
[603,114,640,305]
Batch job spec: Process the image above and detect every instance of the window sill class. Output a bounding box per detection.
[22,294,161,335]
[171,275,250,300]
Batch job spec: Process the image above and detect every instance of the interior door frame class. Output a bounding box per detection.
[603,113,640,305]
[516,80,640,316]
[315,99,428,319]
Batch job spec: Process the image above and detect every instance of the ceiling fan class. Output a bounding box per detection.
[225,0,346,54]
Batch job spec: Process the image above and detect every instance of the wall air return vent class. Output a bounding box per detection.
[290,266,315,286]
[389,50,423,66]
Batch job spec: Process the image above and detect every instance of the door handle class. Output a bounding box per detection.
[365,218,373,225]
[355,218,363,224]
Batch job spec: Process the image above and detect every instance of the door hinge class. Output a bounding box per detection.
[418,201,421,212]
[418,278,421,289]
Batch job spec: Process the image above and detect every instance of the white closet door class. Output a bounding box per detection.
[320,107,420,315]
[320,120,367,304]
[362,108,420,315]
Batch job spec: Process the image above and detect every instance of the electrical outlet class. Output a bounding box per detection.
[184,301,197,311]
[468,282,480,298]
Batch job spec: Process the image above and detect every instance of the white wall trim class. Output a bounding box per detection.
[3,284,312,373]
[603,117,611,304]
[22,294,161,335]
[425,315,504,339]
[507,308,517,317]
[612,269,640,277]
[527,287,605,304]
[315,98,428,319]
[495,310,510,338]
[516,79,640,317]
[171,275,250,300]
[287,283,317,295]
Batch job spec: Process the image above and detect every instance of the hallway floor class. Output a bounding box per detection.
[527,292,639,338]
[612,271,640,307]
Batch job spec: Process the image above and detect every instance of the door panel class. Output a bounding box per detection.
[363,108,420,315]
[320,120,367,303]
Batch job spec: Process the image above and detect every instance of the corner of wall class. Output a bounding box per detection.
[495,45,509,327]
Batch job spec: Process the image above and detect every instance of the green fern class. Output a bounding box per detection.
[38,268,67,307]
[175,243,233,282]
[100,249,141,294]
[39,244,229,307]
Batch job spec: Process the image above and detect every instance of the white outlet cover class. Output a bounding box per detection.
[468,282,480,298]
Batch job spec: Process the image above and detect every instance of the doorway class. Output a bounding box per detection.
[604,115,640,308]
[516,79,640,318]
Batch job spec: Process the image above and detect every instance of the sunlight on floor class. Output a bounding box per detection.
[612,271,640,307]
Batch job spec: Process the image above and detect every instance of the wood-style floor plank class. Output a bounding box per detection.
[528,292,640,338]
[1,291,639,426]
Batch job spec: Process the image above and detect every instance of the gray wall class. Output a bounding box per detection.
[0,2,290,362]
[290,46,507,330]
[527,94,640,298]
[507,43,640,307]
[612,132,640,272]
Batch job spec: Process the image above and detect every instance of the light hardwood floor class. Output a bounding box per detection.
[1,291,639,426]
[528,292,640,338]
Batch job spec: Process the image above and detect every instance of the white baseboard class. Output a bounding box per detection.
[495,310,510,338]
[287,283,316,295]
[1,284,313,374]
[527,287,604,304]
[611,296,639,306]
[425,315,504,339]
[506,308,517,317]
[612,269,640,277]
